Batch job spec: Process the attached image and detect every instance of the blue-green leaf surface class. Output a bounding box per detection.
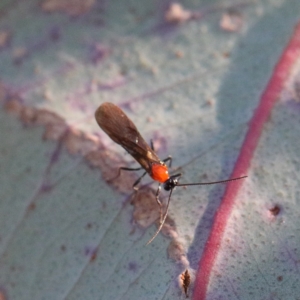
[1,0,300,299]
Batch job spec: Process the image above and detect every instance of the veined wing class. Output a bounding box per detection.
[95,102,161,173]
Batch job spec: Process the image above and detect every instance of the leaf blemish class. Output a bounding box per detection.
[128,261,138,272]
[0,289,7,300]
[181,269,191,298]
[85,247,98,262]
[268,204,281,217]
[131,187,161,228]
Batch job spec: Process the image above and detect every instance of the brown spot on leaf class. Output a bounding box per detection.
[20,107,68,140]
[0,30,11,49]
[12,47,28,65]
[41,0,96,16]
[4,99,23,117]
[269,205,281,216]
[277,275,283,282]
[34,109,65,126]
[131,187,161,228]
[223,51,231,58]
[64,128,100,156]
[27,203,36,211]
[0,82,7,102]
[90,250,97,262]
[86,223,92,229]
[0,290,7,300]
[86,149,135,193]
[175,50,184,58]
[44,122,68,140]
[20,106,38,124]
[168,239,186,262]
[180,269,191,298]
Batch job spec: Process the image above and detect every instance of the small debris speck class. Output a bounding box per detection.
[180,269,191,298]
[220,9,243,32]
[165,3,192,24]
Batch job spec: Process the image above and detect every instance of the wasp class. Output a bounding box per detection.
[95,102,246,244]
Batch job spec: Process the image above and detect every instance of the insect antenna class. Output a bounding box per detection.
[175,175,247,187]
[146,175,247,245]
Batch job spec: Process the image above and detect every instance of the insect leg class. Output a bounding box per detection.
[170,173,181,180]
[150,139,155,151]
[150,139,172,167]
[119,167,142,172]
[108,166,142,183]
[162,155,172,167]
[109,166,147,190]
[132,171,147,190]
[154,183,163,223]
[111,167,147,191]
[146,186,174,245]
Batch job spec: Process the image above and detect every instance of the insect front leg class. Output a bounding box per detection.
[170,173,182,184]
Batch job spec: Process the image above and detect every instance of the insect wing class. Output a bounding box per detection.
[95,102,160,172]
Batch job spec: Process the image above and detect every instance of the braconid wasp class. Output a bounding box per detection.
[95,102,246,244]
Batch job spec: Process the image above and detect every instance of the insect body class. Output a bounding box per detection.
[95,102,171,184]
[95,102,246,244]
